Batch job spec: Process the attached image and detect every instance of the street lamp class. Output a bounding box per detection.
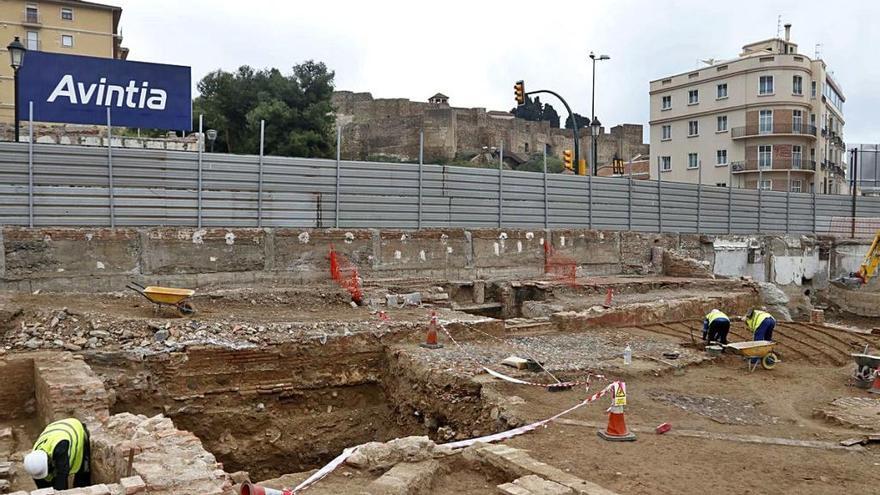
[590,117,602,171]
[205,129,218,152]
[589,52,610,175]
[7,37,26,143]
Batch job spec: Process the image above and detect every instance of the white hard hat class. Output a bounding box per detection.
[24,450,49,479]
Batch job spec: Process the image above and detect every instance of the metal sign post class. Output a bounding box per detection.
[418,130,424,230]
[543,145,549,229]
[197,114,203,228]
[499,141,504,228]
[28,101,34,227]
[335,126,341,228]
[107,107,115,228]
[258,120,265,228]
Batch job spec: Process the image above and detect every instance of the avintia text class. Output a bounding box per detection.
[47,75,168,110]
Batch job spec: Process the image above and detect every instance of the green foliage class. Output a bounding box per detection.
[510,96,560,128]
[564,113,590,130]
[517,154,564,173]
[192,61,336,157]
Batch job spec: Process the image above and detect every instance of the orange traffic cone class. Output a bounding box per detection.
[603,288,614,308]
[598,405,636,441]
[870,366,880,395]
[420,312,443,349]
[598,383,636,442]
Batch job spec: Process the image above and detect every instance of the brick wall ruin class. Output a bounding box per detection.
[332,91,649,165]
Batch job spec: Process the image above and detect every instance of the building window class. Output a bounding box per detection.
[717,83,728,99]
[717,115,728,132]
[524,142,529,153]
[759,110,773,134]
[61,7,73,20]
[791,180,802,193]
[688,89,699,105]
[25,31,38,50]
[759,145,773,169]
[25,4,38,23]
[792,145,802,169]
[716,182,727,187]
[661,95,671,110]
[792,75,803,95]
[716,150,728,165]
[759,75,774,95]
[688,153,699,169]
[811,81,817,98]
[688,120,699,136]
[661,125,671,140]
[792,110,803,133]
[660,156,671,172]
[61,34,74,47]
[760,180,772,190]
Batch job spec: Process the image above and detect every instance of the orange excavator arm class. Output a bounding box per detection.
[856,230,880,284]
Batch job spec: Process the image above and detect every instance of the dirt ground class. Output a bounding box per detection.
[2,277,879,495]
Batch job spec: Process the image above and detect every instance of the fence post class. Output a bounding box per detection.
[757,165,762,233]
[697,161,702,233]
[727,165,732,235]
[257,119,265,228]
[27,101,34,228]
[627,161,633,231]
[418,130,424,230]
[335,126,341,228]
[812,189,817,234]
[543,145,548,229]
[197,114,203,228]
[657,159,663,233]
[588,170,593,230]
[498,141,504,228]
[107,107,115,228]
[850,148,858,238]
[786,169,791,234]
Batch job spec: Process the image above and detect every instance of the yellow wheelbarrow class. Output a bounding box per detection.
[724,340,779,372]
[127,282,196,317]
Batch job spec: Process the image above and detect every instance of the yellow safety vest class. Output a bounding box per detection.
[705,309,729,324]
[32,419,86,481]
[746,311,773,333]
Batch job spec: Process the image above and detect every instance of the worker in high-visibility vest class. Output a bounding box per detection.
[23,418,91,490]
[702,309,731,344]
[745,309,776,341]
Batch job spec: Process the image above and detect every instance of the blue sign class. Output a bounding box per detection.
[17,51,192,130]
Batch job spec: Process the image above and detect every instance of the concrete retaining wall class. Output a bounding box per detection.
[0,227,872,293]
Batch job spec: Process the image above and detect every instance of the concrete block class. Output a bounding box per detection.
[376,229,469,272]
[1,228,140,281]
[368,460,441,494]
[141,228,267,275]
[120,476,147,495]
[470,229,545,274]
[272,229,374,278]
[551,230,621,266]
[505,475,574,494]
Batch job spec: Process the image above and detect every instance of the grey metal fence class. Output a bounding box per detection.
[3,140,880,234]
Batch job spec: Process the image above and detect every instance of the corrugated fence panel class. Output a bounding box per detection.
[3,142,880,233]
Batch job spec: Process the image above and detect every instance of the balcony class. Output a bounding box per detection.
[731,159,817,173]
[731,123,817,139]
[821,160,846,177]
[22,12,42,26]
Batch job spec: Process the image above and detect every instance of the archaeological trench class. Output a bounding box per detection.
[0,227,879,494]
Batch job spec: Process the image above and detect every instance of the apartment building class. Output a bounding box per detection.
[0,0,127,123]
[649,24,846,194]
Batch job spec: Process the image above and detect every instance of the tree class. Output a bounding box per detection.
[192,61,336,157]
[542,103,560,129]
[564,113,591,130]
[517,154,564,173]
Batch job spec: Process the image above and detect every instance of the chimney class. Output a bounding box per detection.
[784,23,792,41]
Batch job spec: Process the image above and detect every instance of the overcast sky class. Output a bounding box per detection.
[114,0,880,143]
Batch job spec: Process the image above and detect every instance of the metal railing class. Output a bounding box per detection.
[731,159,816,172]
[23,12,41,24]
[731,123,817,139]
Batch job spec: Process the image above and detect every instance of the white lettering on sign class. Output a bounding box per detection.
[47,74,168,110]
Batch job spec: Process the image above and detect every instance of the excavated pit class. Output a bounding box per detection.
[88,338,496,481]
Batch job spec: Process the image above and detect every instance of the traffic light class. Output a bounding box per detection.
[563,149,573,171]
[514,80,525,106]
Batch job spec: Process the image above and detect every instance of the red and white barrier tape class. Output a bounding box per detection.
[289,380,623,493]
